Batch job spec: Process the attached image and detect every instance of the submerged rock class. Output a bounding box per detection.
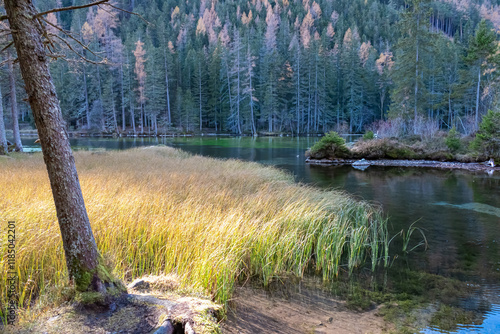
[352,158,370,166]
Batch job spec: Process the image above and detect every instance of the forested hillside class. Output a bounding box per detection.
[1,0,500,135]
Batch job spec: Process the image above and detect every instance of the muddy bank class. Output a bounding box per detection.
[306,158,499,172]
[222,284,391,334]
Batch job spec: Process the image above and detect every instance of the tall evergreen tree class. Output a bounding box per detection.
[464,19,499,129]
[390,0,435,133]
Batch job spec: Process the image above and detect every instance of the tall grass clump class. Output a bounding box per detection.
[0,147,388,320]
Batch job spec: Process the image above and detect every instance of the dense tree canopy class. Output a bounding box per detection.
[1,0,499,135]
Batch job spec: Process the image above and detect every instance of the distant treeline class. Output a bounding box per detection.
[1,0,499,135]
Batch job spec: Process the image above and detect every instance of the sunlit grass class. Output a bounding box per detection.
[0,146,387,321]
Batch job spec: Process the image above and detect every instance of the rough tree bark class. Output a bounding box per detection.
[4,0,121,301]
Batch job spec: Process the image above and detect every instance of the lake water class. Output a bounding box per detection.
[18,136,500,333]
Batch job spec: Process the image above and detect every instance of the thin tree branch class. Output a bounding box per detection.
[50,33,117,66]
[103,3,151,25]
[0,41,13,53]
[0,31,12,39]
[49,33,105,65]
[0,57,12,67]
[40,16,103,60]
[95,5,118,19]
[34,0,110,18]
[46,53,66,60]
[0,15,7,22]
[37,17,57,52]
[34,0,150,26]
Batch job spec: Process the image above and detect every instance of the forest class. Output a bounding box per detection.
[1,0,500,138]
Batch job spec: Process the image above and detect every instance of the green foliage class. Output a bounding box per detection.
[389,0,434,121]
[74,291,105,305]
[363,131,375,140]
[22,0,491,135]
[471,110,500,159]
[400,221,428,255]
[445,127,461,153]
[309,131,350,158]
[386,146,417,159]
[464,20,498,67]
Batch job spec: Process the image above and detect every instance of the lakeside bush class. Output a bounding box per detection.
[309,126,498,162]
[363,131,375,140]
[470,110,500,162]
[351,138,417,160]
[307,131,351,159]
[0,147,388,321]
[445,127,462,153]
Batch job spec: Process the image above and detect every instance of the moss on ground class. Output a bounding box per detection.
[73,255,126,306]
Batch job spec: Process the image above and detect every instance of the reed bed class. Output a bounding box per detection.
[0,146,387,318]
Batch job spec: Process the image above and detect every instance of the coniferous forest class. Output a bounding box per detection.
[2,0,500,136]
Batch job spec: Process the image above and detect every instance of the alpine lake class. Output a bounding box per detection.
[18,135,500,333]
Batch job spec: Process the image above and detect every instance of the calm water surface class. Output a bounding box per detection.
[20,136,500,333]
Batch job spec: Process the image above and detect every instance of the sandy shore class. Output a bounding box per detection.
[222,285,391,334]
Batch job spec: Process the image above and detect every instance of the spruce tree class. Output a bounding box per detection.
[389,0,435,134]
[464,19,499,129]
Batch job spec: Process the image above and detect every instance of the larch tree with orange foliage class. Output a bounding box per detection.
[134,39,147,132]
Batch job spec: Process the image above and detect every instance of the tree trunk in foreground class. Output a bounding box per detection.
[4,0,115,297]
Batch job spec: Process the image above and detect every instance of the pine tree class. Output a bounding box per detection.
[243,44,257,135]
[376,51,394,120]
[289,33,303,134]
[341,28,363,133]
[192,48,207,132]
[229,28,244,134]
[464,19,499,129]
[260,4,280,132]
[390,0,435,133]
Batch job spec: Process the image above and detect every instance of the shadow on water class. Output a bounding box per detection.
[18,135,500,332]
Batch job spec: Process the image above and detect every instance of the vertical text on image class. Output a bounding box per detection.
[6,220,17,325]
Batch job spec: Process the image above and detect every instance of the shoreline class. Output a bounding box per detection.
[306,158,499,172]
[10,129,361,138]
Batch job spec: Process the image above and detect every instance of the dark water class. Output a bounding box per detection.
[19,136,500,333]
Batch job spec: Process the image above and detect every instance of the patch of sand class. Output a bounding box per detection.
[222,285,392,334]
